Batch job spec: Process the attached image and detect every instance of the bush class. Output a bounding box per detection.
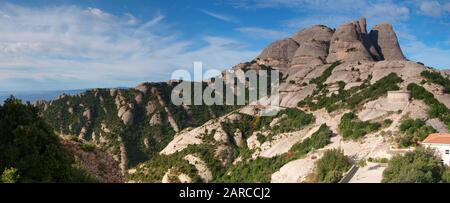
[290,124,332,156]
[81,142,96,152]
[315,149,351,183]
[383,119,393,126]
[0,96,94,183]
[421,70,450,93]
[339,112,381,140]
[382,149,444,183]
[345,73,402,109]
[256,133,266,144]
[271,108,315,133]
[442,169,450,183]
[299,73,401,112]
[408,83,450,129]
[1,167,20,183]
[310,61,342,88]
[398,118,436,147]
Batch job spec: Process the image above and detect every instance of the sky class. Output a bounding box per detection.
[0,0,449,91]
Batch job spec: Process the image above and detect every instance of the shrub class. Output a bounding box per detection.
[357,159,367,167]
[1,167,20,183]
[256,133,266,144]
[290,124,332,156]
[310,61,342,87]
[81,142,96,152]
[421,70,450,93]
[338,112,381,140]
[0,96,94,183]
[315,149,351,183]
[271,108,315,133]
[442,169,450,183]
[382,149,444,183]
[398,118,436,147]
[383,119,393,126]
[408,83,450,129]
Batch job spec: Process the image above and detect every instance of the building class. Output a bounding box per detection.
[422,133,450,165]
[387,90,411,103]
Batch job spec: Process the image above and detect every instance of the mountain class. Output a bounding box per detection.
[0,89,87,104]
[34,17,450,183]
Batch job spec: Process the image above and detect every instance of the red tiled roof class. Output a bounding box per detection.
[422,133,450,144]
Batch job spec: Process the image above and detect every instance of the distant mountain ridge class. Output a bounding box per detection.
[34,17,450,183]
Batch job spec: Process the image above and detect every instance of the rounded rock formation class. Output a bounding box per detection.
[369,23,405,61]
[258,38,299,62]
[326,21,374,63]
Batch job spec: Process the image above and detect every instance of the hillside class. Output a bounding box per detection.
[36,17,450,183]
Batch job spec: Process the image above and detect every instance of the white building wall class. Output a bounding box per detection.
[423,143,450,165]
[387,91,411,103]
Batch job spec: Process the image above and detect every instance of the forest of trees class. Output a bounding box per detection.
[0,96,93,183]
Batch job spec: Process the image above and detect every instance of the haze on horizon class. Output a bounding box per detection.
[0,0,449,91]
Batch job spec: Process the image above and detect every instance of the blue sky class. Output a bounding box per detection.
[0,0,449,91]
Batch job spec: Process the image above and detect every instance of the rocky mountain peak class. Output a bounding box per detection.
[258,17,406,68]
[257,38,299,63]
[370,23,406,61]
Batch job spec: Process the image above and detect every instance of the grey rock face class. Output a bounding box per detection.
[292,25,334,44]
[258,38,299,62]
[326,21,374,63]
[290,25,334,68]
[370,23,405,61]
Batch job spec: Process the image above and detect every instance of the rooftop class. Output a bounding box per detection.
[422,133,450,145]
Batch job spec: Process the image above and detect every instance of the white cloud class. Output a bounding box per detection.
[236,27,289,40]
[364,3,410,24]
[0,3,258,91]
[402,36,450,69]
[236,0,409,30]
[419,0,442,17]
[201,10,239,23]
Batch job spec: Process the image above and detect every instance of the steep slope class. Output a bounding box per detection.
[37,17,450,183]
[36,82,239,174]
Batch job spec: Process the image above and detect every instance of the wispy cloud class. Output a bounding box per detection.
[403,40,450,69]
[0,3,257,91]
[419,0,442,17]
[201,9,239,23]
[236,27,289,40]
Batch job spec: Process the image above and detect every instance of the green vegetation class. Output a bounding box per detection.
[81,142,96,152]
[218,156,287,183]
[408,83,450,129]
[315,149,351,183]
[1,167,20,183]
[221,108,314,143]
[398,118,436,148]
[383,119,393,127]
[39,82,239,167]
[367,157,389,163]
[338,112,381,140]
[130,123,332,183]
[421,70,450,93]
[309,61,342,90]
[0,96,94,183]
[345,73,402,109]
[271,108,315,134]
[289,124,332,156]
[357,159,367,168]
[382,149,445,183]
[442,170,450,183]
[299,72,402,112]
[219,124,331,183]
